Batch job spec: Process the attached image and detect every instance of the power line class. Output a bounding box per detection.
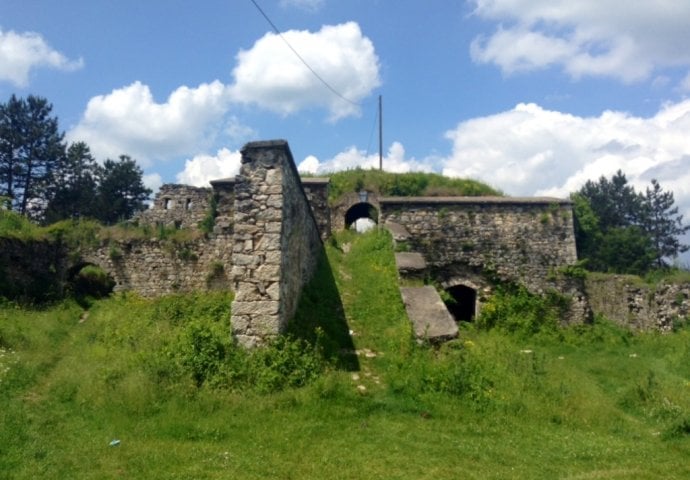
[248,0,361,107]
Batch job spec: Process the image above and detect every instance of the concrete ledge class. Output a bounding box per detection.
[385,221,411,241]
[400,286,459,343]
[395,252,427,274]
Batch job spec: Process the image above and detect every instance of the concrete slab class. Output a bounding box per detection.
[395,252,427,275]
[385,221,411,242]
[400,286,459,343]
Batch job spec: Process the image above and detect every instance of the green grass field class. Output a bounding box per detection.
[2,229,690,479]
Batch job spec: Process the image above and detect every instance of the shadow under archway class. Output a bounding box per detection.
[444,284,477,322]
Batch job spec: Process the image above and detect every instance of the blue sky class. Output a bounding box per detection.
[2,0,690,258]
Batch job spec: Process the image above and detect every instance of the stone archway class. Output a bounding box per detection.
[344,202,379,231]
[444,284,477,321]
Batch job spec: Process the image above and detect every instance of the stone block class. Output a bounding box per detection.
[400,286,458,343]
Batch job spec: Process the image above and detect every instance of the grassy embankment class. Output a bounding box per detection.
[2,229,690,479]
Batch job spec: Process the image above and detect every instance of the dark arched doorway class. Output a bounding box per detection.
[444,284,477,322]
[344,202,378,230]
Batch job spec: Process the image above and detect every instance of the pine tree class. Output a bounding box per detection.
[641,179,690,268]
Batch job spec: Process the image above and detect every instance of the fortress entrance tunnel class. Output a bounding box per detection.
[345,202,379,232]
[444,284,477,322]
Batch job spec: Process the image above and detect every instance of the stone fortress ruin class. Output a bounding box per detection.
[77,140,589,345]
[70,139,689,344]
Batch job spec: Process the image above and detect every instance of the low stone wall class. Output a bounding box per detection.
[230,140,323,347]
[82,235,233,297]
[586,274,690,331]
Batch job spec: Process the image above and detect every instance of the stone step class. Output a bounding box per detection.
[394,252,427,279]
[399,286,459,343]
[385,221,411,242]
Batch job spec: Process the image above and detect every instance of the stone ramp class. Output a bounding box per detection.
[400,286,459,343]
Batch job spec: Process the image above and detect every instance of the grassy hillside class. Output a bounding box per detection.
[305,169,502,203]
[2,229,690,479]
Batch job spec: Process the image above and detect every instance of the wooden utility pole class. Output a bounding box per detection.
[378,95,383,171]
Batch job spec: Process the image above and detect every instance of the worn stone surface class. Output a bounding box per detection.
[395,252,427,277]
[586,275,690,331]
[82,235,233,297]
[400,286,459,342]
[135,184,212,230]
[380,196,589,325]
[229,140,323,347]
[385,221,411,242]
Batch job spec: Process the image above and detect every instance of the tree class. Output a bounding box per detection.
[96,155,151,224]
[641,179,690,268]
[579,170,643,228]
[43,142,100,223]
[0,95,65,216]
[574,171,688,273]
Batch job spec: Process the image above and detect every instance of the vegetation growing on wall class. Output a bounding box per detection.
[311,168,502,203]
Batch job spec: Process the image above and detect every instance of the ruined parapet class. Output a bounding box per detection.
[230,140,323,347]
[209,177,236,235]
[136,184,212,230]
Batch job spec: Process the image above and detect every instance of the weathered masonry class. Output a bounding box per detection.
[71,139,592,345]
[379,196,590,329]
[81,140,325,347]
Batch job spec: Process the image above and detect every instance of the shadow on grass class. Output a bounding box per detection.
[288,250,359,371]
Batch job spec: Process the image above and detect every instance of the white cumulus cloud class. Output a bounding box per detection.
[176,148,242,187]
[67,81,233,165]
[469,0,690,83]
[441,100,690,222]
[229,22,380,120]
[0,29,83,87]
[298,141,435,174]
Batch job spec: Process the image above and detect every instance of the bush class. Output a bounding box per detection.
[477,286,566,337]
[74,265,115,298]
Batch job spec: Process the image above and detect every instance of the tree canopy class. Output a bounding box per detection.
[1,94,151,225]
[573,170,688,274]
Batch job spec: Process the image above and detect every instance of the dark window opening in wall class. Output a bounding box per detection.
[164,198,172,210]
[185,198,192,210]
[444,285,477,322]
[345,202,378,233]
[174,220,182,229]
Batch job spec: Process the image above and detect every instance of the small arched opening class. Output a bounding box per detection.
[68,262,116,300]
[444,284,477,322]
[345,202,378,232]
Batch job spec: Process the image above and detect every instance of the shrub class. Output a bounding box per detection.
[74,265,115,298]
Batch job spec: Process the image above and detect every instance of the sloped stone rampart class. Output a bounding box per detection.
[586,274,690,331]
[230,140,322,347]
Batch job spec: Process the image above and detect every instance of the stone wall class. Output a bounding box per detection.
[230,140,323,347]
[586,274,690,331]
[301,178,331,239]
[136,184,212,229]
[380,196,589,324]
[81,235,233,297]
